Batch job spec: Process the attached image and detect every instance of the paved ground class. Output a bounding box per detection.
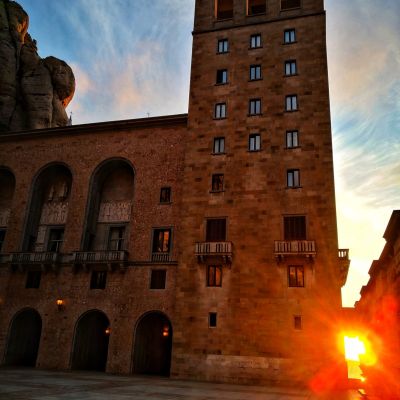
[0,368,364,400]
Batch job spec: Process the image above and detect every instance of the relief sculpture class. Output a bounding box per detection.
[98,201,132,223]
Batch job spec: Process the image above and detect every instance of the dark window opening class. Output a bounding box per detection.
[160,187,171,203]
[0,229,5,252]
[108,226,125,251]
[288,265,304,287]
[249,134,261,151]
[211,174,224,192]
[150,269,167,289]
[286,130,299,148]
[209,312,217,328]
[216,69,228,84]
[285,60,297,76]
[248,0,266,15]
[286,95,298,111]
[281,0,301,10]
[250,65,262,80]
[215,103,227,119]
[152,229,171,253]
[284,216,306,240]
[284,29,296,44]
[90,271,107,289]
[206,219,226,242]
[213,137,225,154]
[217,39,229,53]
[216,0,233,20]
[287,169,300,188]
[26,271,41,289]
[207,265,222,287]
[294,315,302,330]
[249,99,262,115]
[250,34,262,48]
[47,228,64,253]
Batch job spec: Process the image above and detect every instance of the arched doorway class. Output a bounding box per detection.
[71,310,110,371]
[5,308,42,366]
[133,312,173,376]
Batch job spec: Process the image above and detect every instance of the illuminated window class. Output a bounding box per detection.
[248,0,266,15]
[216,69,228,84]
[152,229,171,253]
[207,265,222,287]
[285,60,297,76]
[216,0,233,20]
[286,130,299,148]
[249,99,262,115]
[288,265,304,287]
[150,269,166,289]
[249,134,261,151]
[250,65,262,80]
[217,39,229,53]
[0,229,5,252]
[213,137,225,154]
[281,0,301,11]
[284,29,296,44]
[90,271,107,289]
[206,219,226,242]
[284,216,306,240]
[47,228,64,252]
[286,95,298,111]
[287,169,300,188]
[250,34,262,48]
[215,103,227,119]
[108,226,125,250]
[209,312,217,327]
[294,315,302,330]
[26,270,41,289]
[211,174,224,192]
[160,187,171,203]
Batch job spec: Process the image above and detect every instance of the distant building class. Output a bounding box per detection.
[0,0,349,385]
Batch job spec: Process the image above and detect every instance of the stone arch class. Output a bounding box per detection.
[133,311,173,376]
[71,309,110,371]
[4,308,42,366]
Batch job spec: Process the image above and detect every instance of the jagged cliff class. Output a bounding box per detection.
[0,0,75,132]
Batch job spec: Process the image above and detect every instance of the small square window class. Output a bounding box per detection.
[288,265,304,287]
[249,134,261,151]
[285,60,297,76]
[160,187,171,203]
[287,169,300,188]
[284,216,306,240]
[215,103,227,119]
[26,270,41,289]
[206,219,227,242]
[294,315,302,330]
[90,271,107,289]
[216,69,228,84]
[150,269,166,289]
[285,95,298,111]
[286,130,299,148]
[248,0,266,15]
[281,0,301,11]
[209,312,217,328]
[207,266,222,287]
[213,137,225,154]
[47,228,64,253]
[250,65,262,81]
[249,99,262,115]
[211,174,224,192]
[284,29,296,44]
[216,0,233,20]
[0,229,5,252]
[108,226,125,250]
[250,34,262,49]
[217,39,229,54]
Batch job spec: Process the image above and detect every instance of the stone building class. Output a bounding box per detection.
[0,0,349,385]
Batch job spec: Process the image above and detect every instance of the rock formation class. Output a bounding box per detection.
[0,0,75,132]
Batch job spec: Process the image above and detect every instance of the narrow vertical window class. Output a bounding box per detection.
[150,269,167,289]
[249,99,262,115]
[250,65,262,80]
[286,130,299,148]
[206,219,227,242]
[217,39,229,53]
[294,315,302,330]
[209,312,217,327]
[216,0,233,20]
[90,271,107,289]
[288,265,305,287]
[250,34,262,48]
[285,60,297,76]
[287,169,300,188]
[248,0,266,15]
[207,265,222,287]
[26,270,41,289]
[47,228,64,252]
[249,134,261,151]
[211,174,224,192]
[160,187,171,203]
[0,229,5,252]
[285,95,298,111]
[213,137,225,154]
[284,29,296,44]
[215,103,227,119]
[216,69,228,84]
[108,226,125,250]
[152,228,172,262]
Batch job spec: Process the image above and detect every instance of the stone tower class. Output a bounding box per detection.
[172,0,349,384]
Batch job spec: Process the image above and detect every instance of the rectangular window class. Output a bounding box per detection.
[294,315,302,330]
[216,69,228,84]
[285,60,297,76]
[281,0,301,11]
[249,99,262,115]
[288,265,304,287]
[216,0,233,20]
[249,134,261,151]
[213,137,225,154]
[0,229,5,252]
[287,169,300,188]
[209,312,217,328]
[286,130,299,148]
[160,187,171,203]
[284,216,306,240]
[90,271,107,289]
[248,0,266,15]
[108,226,125,250]
[207,265,222,287]
[150,269,167,289]
[217,39,229,54]
[250,34,262,49]
[215,103,227,119]
[250,65,262,80]
[47,228,64,252]
[152,229,171,253]
[206,219,226,242]
[26,270,41,289]
[284,29,296,44]
[285,95,298,111]
[211,174,224,192]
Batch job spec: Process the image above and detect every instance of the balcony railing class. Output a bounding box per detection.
[151,252,171,263]
[274,240,316,259]
[72,250,129,264]
[195,241,233,263]
[9,252,60,264]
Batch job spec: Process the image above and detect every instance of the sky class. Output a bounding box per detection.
[17,0,399,307]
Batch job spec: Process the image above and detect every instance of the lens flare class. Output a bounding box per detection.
[344,336,366,362]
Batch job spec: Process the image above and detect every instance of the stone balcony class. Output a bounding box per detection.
[274,240,316,261]
[7,252,62,270]
[71,250,129,270]
[195,241,233,264]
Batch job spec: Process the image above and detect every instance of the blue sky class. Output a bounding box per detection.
[18,0,400,306]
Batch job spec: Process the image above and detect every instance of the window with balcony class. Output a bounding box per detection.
[213,137,225,154]
[209,312,217,328]
[26,270,41,289]
[247,0,266,15]
[287,169,300,188]
[217,39,229,54]
[286,130,299,148]
[216,0,233,20]
[285,60,297,76]
[286,95,298,111]
[288,265,304,287]
[152,229,171,256]
[284,29,296,44]
[160,187,171,203]
[207,265,222,287]
[249,134,261,151]
[90,271,107,289]
[284,216,306,240]
[150,269,166,289]
[206,219,226,242]
[281,0,301,11]
[215,103,227,119]
[211,174,224,192]
[249,99,262,115]
[108,226,125,251]
[250,65,262,81]
[47,228,64,253]
[216,69,228,85]
[250,34,262,48]
[0,229,5,252]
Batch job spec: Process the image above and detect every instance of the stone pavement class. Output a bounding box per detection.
[0,368,363,400]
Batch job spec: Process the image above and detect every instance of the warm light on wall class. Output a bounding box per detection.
[162,326,169,337]
[56,299,65,310]
[105,327,111,335]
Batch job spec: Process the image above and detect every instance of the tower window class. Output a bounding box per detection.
[209,312,217,328]
[285,95,298,111]
[152,229,171,253]
[150,269,167,289]
[206,219,226,242]
[215,103,227,119]
[281,0,301,11]
[250,65,262,80]
[108,226,125,251]
[250,34,262,48]
[207,265,222,287]
[160,187,171,203]
[285,60,297,76]
[90,271,107,289]
[216,0,233,20]
[26,270,41,289]
[47,228,64,253]
[294,315,302,330]
[286,130,299,148]
[211,174,224,192]
[216,69,228,84]
[284,29,296,44]
[287,169,300,188]
[284,216,306,240]
[213,137,225,154]
[0,229,5,252]
[288,265,304,287]
[217,39,229,54]
[248,0,266,15]
[249,134,261,151]
[249,99,262,115]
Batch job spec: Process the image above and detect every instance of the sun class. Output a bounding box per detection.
[344,336,366,362]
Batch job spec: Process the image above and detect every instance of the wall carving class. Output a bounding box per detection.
[0,209,10,226]
[40,201,69,225]
[98,201,132,223]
